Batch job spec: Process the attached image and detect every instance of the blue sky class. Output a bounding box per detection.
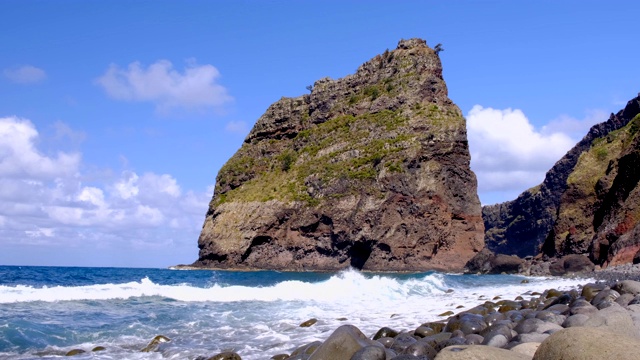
[1,1,638,267]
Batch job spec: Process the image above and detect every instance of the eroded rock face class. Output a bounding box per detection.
[194,38,484,271]
[483,94,640,266]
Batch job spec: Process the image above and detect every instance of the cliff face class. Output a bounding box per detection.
[483,95,640,266]
[194,38,484,272]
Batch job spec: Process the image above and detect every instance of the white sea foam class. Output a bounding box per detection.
[0,269,591,308]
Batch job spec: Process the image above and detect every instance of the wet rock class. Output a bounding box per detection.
[290,341,322,359]
[141,335,170,352]
[350,345,386,360]
[569,299,598,315]
[513,332,549,343]
[65,349,86,356]
[464,334,483,345]
[591,289,620,307]
[434,345,530,359]
[444,313,487,335]
[390,333,418,353]
[376,337,394,348]
[534,310,566,325]
[300,318,318,327]
[581,283,606,301]
[309,325,378,360]
[422,322,445,334]
[207,352,242,360]
[373,327,399,340]
[91,346,106,352]
[434,336,466,352]
[270,354,289,360]
[533,327,640,360]
[419,333,452,349]
[403,341,437,359]
[414,326,436,338]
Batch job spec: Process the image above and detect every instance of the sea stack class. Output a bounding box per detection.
[194,38,484,271]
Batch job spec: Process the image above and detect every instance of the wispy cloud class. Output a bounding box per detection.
[225,120,250,135]
[95,59,233,113]
[467,105,603,205]
[3,65,47,84]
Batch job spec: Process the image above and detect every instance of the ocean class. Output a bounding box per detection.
[0,266,591,359]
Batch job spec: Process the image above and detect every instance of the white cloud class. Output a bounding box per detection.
[95,59,232,112]
[0,116,213,266]
[467,105,592,205]
[3,65,47,84]
[0,117,80,179]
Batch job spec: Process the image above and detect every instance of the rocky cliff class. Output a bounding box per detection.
[194,38,484,272]
[482,94,640,266]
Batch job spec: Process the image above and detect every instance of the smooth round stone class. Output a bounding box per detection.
[483,312,506,327]
[483,334,508,348]
[514,318,544,334]
[373,327,399,340]
[350,345,386,360]
[290,341,322,357]
[422,322,445,334]
[513,332,549,343]
[532,327,640,360]
[419,333,452,349]
[629,295,640,305]
[544,303,570,315]
[309,325,377,360]
[510,342,541,358]
[581,283,606,301]
[141,335,171,352]
[596,299,616,309]
[376,337,395,348]
[207,352,241,360]
[65,349,86,356]
[91,346,106,352]
[535,310,566,325]
[545,289,563,299]
[591,289,620,307]
[616,293,636,306]
[480,323,513,341]
[403,341,437,358]
[505,310,524,323]
[414,326,436,338]
[391,333,418,353]
[300,318,318,327]
[613,280,640,296]
[562,314,590,328]
[464,334,484,345]
[435,345,531,360]
[444,313,486,335]
[569,300,598,315]
[388,355,419,360]
[270,354,289,360]
[435,336,467,351]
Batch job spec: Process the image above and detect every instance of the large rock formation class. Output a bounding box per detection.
[194,38,484,271]
[482,94,640,266]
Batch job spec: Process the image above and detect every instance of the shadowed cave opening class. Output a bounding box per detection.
[241,236,272,262]
[349,242,373,270]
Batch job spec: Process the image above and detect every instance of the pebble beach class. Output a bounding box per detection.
[192,265,640,360]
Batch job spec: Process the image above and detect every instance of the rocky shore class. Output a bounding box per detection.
[181,265,640,360]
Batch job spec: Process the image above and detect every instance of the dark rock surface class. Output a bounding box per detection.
[193,38,484,272]
[482,94,640,264]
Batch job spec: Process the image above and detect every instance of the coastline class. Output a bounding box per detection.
[243,265,640,360]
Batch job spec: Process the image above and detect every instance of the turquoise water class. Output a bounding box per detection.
[0,266,590,359]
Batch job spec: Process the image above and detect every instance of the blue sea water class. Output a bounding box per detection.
[0,266,591,359]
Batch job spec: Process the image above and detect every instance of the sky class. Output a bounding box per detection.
[1,1,638,268]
